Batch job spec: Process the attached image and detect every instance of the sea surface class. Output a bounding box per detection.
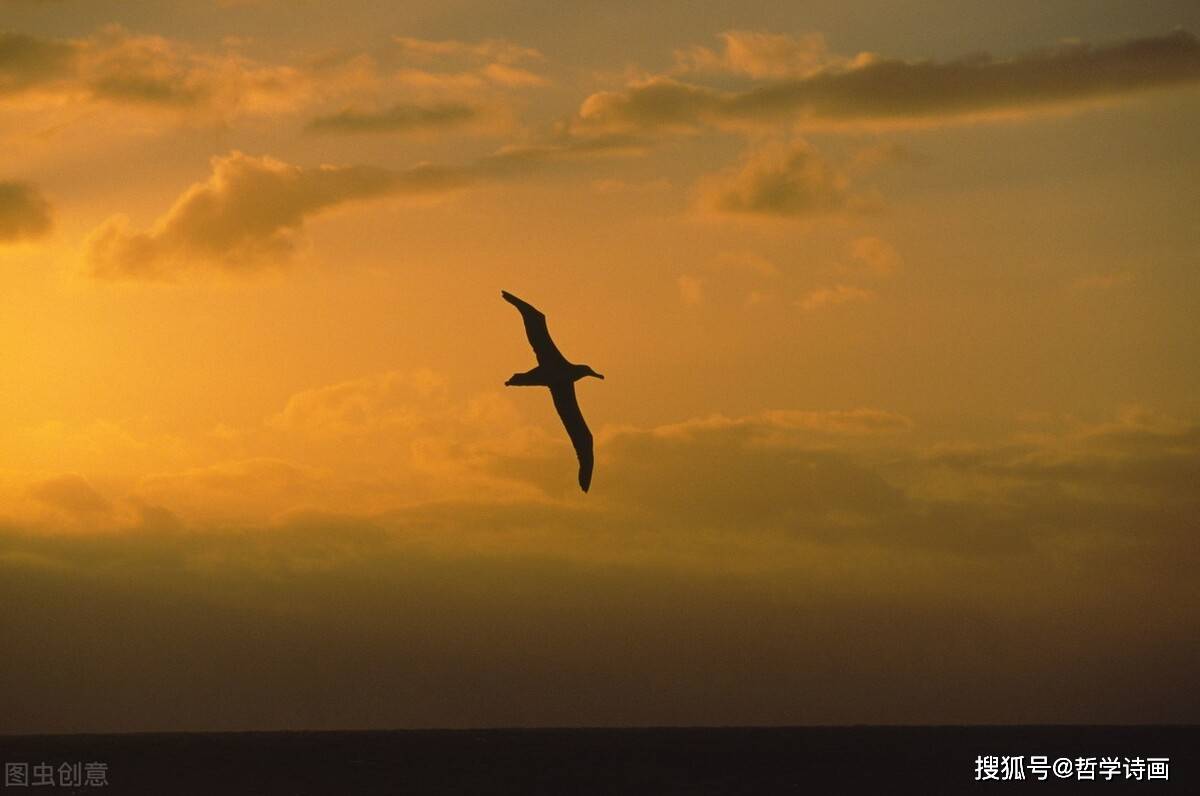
[1,725,1196,795]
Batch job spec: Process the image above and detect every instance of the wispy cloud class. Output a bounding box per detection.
[306,100,484,134]
[673,30,839,79]
[849,236,902,276]
[798,284,875,311]
[0,31,74,96]
[390,36,543,67]
[384,35,549,89]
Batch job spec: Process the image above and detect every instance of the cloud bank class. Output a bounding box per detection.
[2,392,1197,731]
[577,31,1200,133]
[1,28,545,128]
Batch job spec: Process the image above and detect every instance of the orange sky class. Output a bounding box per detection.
[2,1,1199,732]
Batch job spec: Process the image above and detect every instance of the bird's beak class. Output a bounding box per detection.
[595,372,605,379]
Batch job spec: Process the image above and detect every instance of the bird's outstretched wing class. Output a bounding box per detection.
[502,290,565,366]
[550,382,594,492]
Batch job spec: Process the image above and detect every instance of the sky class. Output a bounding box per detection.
[2,0,1199,733]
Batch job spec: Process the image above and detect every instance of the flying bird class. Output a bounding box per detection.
[501,290,604,492]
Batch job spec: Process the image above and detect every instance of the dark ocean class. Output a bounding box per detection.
[2,725,1196,795]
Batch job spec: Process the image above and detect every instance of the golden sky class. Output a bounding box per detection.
[2,0,1199,732]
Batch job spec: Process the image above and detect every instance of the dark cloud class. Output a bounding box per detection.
[2,409,1198,731]
[0,31,73,96]
[596,416,908,534]
[589,410,1200,561]
[580,76,722,133]
[306,101,481,134]
[75,27,218,107]
[0,180,52,242]
[578,31,1200,133]
[925,417,1200,498]
[736,30,1200,122]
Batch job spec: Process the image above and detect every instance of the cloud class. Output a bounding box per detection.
[306,100,482,134]
[5,402,1194,561]
[385,35,548,89]
[0,26,308,114]
[674,30,836,78]
[849,236,901,276]
[760,408,913,434]
[0,31,74,96]
[27,474,111,515]
[577,31,1200,134]
[249,368,554,508]
[592,411,910,535]
[391,36,542,67]
[697,139,877,219]
[678,251,782,308]
[2,494,1196,732]
[798,284,875,311]
[479,62,548,87]
[578,76,721,134]
[136,458,330,524]
[2,400,1198,729]
[3,28,548,145]
[83,151,456,279]
[270,369,449,438]
[923,407,1200,500]
[0,181,52,242]
[586,408,1200,579]
[84,136,645,280]
[79,26,214,106]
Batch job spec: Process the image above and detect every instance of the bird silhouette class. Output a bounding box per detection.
[501,290,604,492]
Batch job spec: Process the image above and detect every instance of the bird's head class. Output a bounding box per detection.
[578,364,604,380]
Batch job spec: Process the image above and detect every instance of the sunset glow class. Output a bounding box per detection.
[2,1,1198,733]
